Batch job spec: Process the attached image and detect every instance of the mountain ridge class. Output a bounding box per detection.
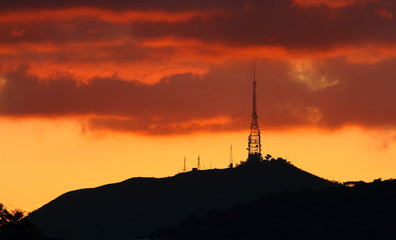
[28,160,337,240]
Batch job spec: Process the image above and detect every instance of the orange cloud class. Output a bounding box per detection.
[1,59,396,135]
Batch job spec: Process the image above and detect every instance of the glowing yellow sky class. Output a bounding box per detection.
[1,118,395,212]
[1,0,396,213]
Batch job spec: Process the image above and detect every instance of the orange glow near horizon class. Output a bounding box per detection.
[1,118,395,212]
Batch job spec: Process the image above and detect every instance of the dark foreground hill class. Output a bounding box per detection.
[28,160,336,240]
[150,179,396,240]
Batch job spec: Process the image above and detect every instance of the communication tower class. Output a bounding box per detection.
[247,62,262,163]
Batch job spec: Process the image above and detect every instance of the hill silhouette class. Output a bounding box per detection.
[150,179,396,240]
[28,159,336,240]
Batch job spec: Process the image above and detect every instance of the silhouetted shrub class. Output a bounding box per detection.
[0,203,50,240]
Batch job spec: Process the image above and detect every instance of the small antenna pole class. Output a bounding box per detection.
[183,157,186,172]
[198,156,201,170]
[229,145,234,168]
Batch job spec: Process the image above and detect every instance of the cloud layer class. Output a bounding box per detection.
[0,0,395,134]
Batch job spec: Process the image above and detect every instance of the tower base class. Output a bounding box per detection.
[247,153,262,164]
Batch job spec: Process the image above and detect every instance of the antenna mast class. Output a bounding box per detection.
[247,61,262,163]
[183,157,186,172]
[229,145,234,168]
[253,61,257,118]
[197,156,201,170]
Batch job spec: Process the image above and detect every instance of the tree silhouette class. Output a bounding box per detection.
[0,203,49,240]
[0,203,24,227]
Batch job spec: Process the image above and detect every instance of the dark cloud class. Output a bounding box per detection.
[1,59,396,135]
[314,58,396,128]
[0,0,395,50]
[0,41,174,67]
[131,1,396,49]
[0,19,128,44]
[0,0,241,12]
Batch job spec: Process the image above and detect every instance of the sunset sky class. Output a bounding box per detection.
[1,0,396,212]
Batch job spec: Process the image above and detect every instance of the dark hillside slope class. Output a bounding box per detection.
[28,160,336,240]
[151,179,396,240]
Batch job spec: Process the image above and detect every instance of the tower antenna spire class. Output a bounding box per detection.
[253,60,257,117]
[247,61,262,163]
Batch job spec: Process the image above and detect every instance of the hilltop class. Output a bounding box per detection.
[28,159,336,240]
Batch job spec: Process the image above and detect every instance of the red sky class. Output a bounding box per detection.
[1,0,396,211]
